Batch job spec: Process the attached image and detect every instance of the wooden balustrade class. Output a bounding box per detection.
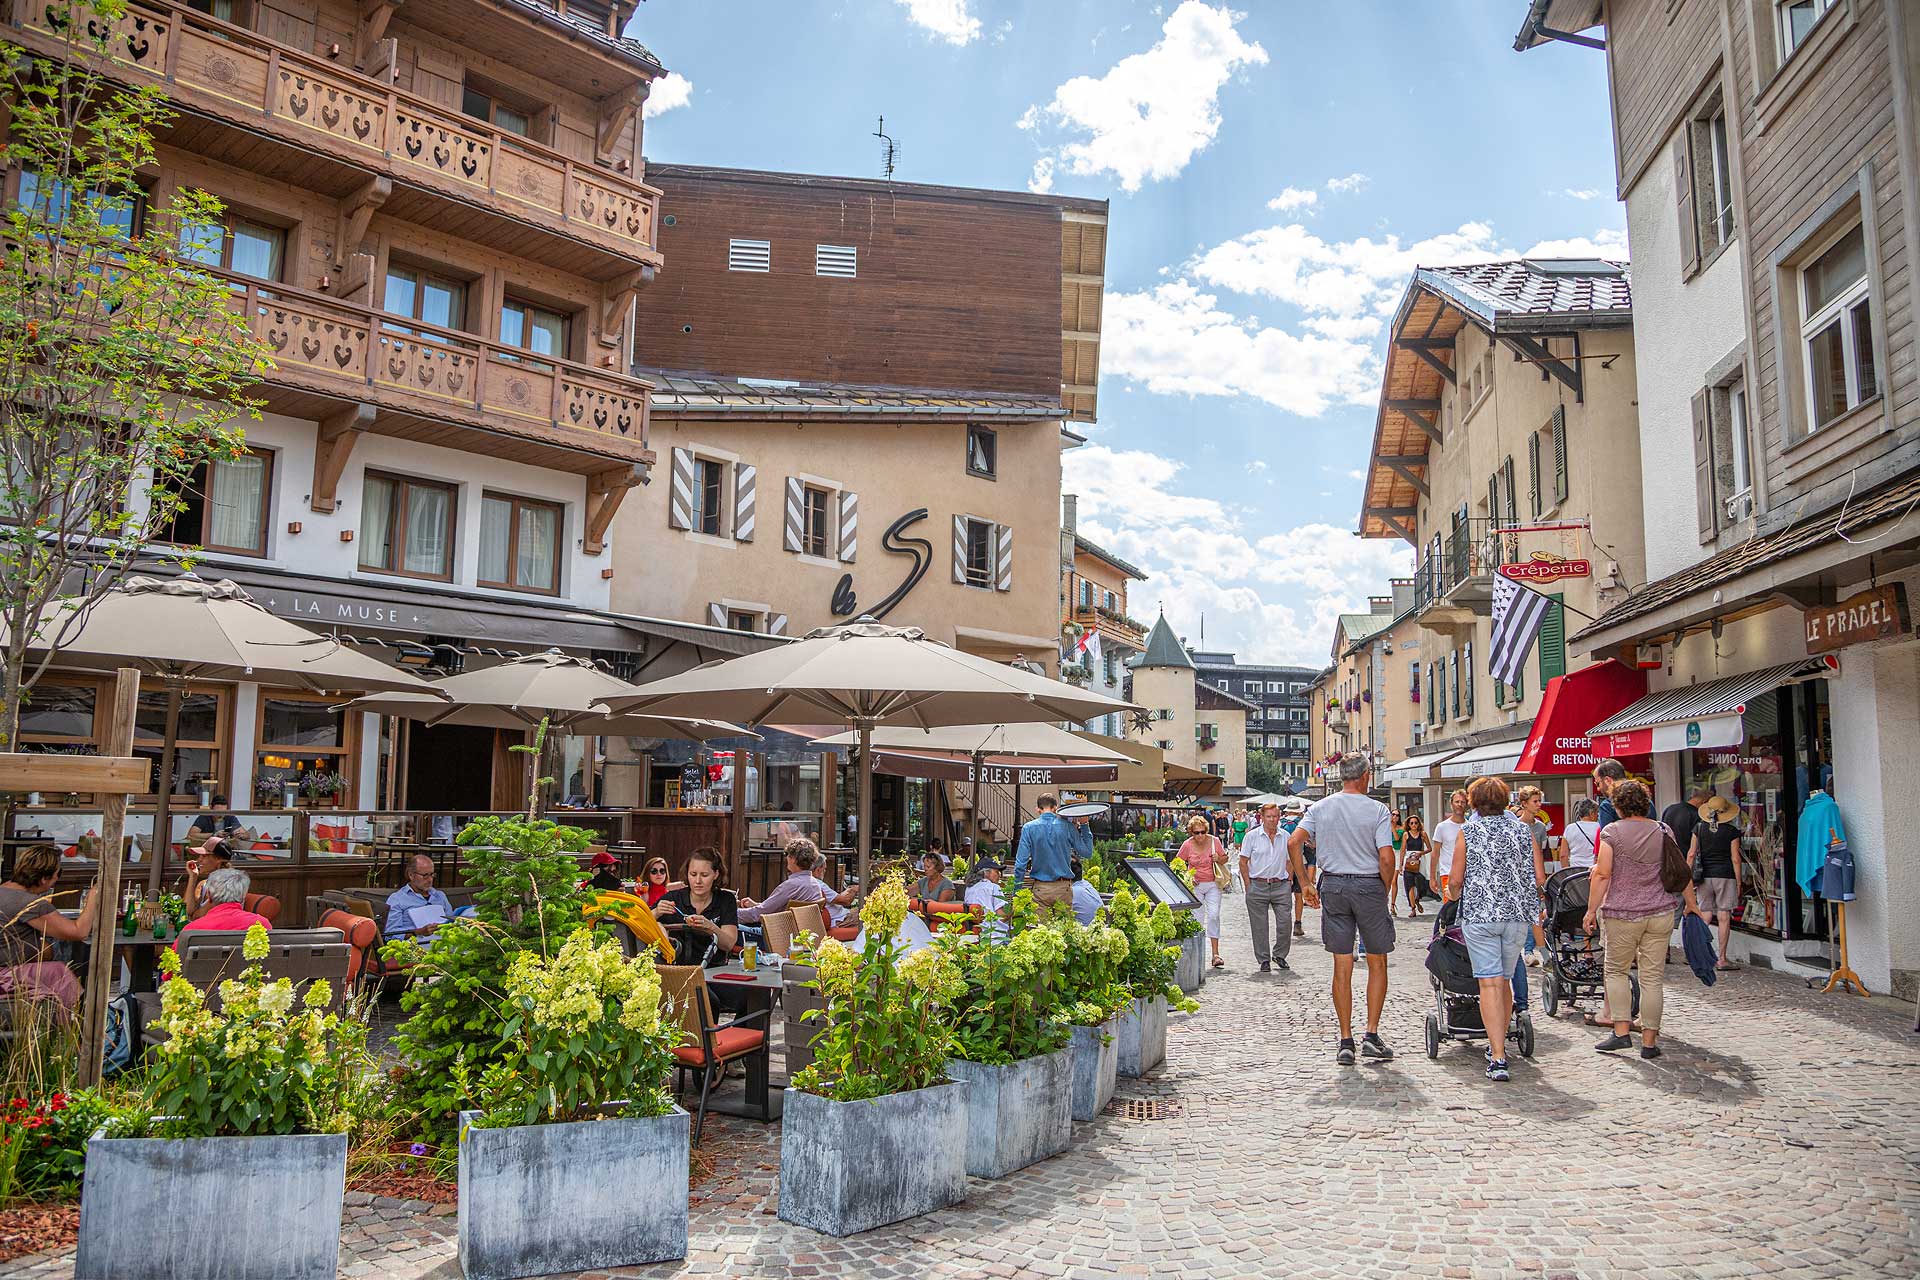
[16,0,661,263]
[229,275,649,457]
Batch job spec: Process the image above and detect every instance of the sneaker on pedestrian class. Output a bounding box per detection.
[1360,1032,1393,1061]
[1487,1059,1510,1082]
[1639,1044,1663,1060]
[1258,961,1271,973]
[1595,1033,1634,1052]
[1336,1039,1356,1066]
[1293,922,1305,937]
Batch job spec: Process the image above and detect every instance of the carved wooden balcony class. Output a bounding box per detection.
[10,0,663,279]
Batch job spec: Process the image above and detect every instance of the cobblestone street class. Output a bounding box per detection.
[19,902,1920,1279]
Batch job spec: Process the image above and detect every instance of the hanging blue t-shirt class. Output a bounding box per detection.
[1796,790,1845,894]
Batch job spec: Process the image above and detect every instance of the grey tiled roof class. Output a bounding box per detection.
[634,370,1065,420]
[1132,614,1196,670]
[502,0,663,69]
[1416,259,1632,332]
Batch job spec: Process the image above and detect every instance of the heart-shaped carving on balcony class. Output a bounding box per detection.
[593,408,608,429]
[333,344,353,367]
[419,362,436,387]
[387,355,406,379]
[300,335,320,361]
[460,155,477,178]
[353,115,372,140]
[567,401,584,422]
[404,133,422,158]
[433,145,450,169]
[288,92,310,118]
[616,413,632,434]
[322,103,340,129]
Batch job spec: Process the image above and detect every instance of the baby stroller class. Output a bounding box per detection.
[1538,866,1638,1019]
[1422,899,1534,1060]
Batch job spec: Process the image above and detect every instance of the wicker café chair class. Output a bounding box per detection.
[657,964,770,1145]
[789,902,826,945]
[759,909,797,957]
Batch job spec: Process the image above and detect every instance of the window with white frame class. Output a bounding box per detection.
[962,516,995,588]
[1800,221,1876,430]
[1705,107,1734,248]
[1778,0,1837,59]
[1715,374,1754,523]
[802,484,832,557]
[691,456,725,536]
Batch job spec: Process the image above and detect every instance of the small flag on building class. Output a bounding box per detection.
[1079,628,1103,669]
[1490,573,1552,687]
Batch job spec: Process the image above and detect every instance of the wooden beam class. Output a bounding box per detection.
[1398,339,1458,385]
[1396,337,1456,349]
[583,464,645,555]
[337,176,391,263]
[1366,505,1417,518]
[1374,512,1416,544]
[1378,454,1428,466]
[1381,456,1430,498]
[596,83,648,164]
[1386,399,1441,441]
[311,403,376,514]
[77,669,140,1087]
[0,751,147,794]
[354,0,400,68]
[597,265,655,347]
[1503,334,1583,401]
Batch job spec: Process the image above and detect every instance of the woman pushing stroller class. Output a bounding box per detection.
[1442,775,1539,1082]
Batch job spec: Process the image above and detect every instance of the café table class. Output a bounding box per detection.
[699,959,789,1122]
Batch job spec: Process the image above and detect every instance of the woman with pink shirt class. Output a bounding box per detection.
[1177,815,1229,969]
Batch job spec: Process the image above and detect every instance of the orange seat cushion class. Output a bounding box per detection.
[671,1026,766,1067]
[315,908,379,986]
[827,924,861,943]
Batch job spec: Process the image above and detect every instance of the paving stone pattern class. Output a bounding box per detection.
[16,901,1920,1278]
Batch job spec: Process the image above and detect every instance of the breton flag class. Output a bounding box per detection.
[1490,573,1552,686]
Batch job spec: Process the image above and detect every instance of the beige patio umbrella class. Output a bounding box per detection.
[596,620,1136,889]
[336,649,752,808]
[3,574,448,890]
[810,722,1138,852]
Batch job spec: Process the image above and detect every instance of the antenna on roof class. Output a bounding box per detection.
[873,115,898,180]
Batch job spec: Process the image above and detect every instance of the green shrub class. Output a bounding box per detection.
[937,891,1073,1065]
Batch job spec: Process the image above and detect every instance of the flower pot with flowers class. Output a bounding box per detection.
[1106,886,1197,1076]
[75,924,365,1280]
[1057,916,1133,1121]
[453,927,688,1280]
[779,876,970,1237]
[935,891,1076,1178]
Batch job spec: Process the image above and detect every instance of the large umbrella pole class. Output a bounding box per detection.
[79,669,141,1087]
[969,749,983,862]
[856,719,875,897]
[146,678,182,894]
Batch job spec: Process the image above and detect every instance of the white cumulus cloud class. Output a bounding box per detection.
[1019,2,1267,193]
[1266,186,1319,213]
[893,0,981,45]
[642,72,693,119]
[1524,227,1630,259]
[1326,172,1370,194]
[1558,187,1605,201]
[1187,220,1506,317]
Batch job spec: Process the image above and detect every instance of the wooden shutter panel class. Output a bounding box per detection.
[994,524,1012,591]
[952,514,968,584]
[707,602,727,627]
[1552,405,1568,504]
[667,448,693,530]
[1487,474,1499,529]
[1673,134,1701,279]
[1501,455,1517,522]
[1692,388,1717,543]
[837,490,858,563]
[733,463,756,542]
[784,477,804,553]
[768,613,788,637]
[1539,595,1567,683]
[1528,430,1543,520]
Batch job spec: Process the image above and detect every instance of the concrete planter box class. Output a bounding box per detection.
[1116,993,1168,1077]
[1069,1018,1120,1121]
[76,1128,346,1280]
[946,1047,1073,1178]
[1176,932,1206,993]
[456,1106,689,1279]
[778,1080,967,1236]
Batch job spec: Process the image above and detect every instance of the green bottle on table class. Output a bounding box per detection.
[121,891,138,938]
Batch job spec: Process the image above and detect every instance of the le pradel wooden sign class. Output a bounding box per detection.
[1803,584,1911,654]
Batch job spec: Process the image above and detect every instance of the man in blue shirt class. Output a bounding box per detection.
[385,854,458,940]
[1592,759,1626,830]
[1013,793,1093,916]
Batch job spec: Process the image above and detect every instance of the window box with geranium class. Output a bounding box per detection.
[936,892,1075,1179]
[779,876,970,1237]
[75,925,364,1280]
[454,927,689,1279]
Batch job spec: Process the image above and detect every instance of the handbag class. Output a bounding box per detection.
[1658,823,1692,895]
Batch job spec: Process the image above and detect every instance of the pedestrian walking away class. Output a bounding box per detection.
[1012,792,1093,917]
[1584,780,1705,1059]
[1563,799,1601,870]
[1446,776,1540,1082]
[1240,803,1306,973]
[1292,752,1396,1065]
[1177,815,1230,968]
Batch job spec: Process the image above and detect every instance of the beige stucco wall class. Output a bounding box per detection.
[609,415,1065,666]
[1127,666,1198,770]
[1376,614,1422,762]
[1413,324,1646,739]
[1196,706,1248,787]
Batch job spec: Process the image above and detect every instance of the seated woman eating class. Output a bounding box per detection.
[0,844,96,1018]
[653,847,738,967]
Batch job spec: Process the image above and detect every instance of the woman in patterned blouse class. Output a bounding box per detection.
[1445,775,1541,1082]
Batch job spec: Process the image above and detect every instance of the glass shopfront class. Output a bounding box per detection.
[1681,681,1832,942]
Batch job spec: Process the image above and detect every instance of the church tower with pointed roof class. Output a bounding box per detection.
[1125,612,1253,790]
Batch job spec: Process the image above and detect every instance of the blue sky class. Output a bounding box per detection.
[627,1,1622,666]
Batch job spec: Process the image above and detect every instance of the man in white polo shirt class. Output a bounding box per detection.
[1291,752,1397,1066]
[1239,802,1308,973]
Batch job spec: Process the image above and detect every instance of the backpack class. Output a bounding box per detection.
[102,995,133,1076]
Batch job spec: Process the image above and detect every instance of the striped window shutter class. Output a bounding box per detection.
[707,602,727,627]
[784,477,804,552]
[994,523,1012,591]
[951,514,968,584]
[838,490,858,562]
[668,448,693,530]
[733,463,756,542]
[1538,594,1567,683]
[1551,405,1568,504]
[768,612,788,637]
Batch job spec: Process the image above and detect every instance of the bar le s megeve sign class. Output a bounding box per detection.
[1803,584,1911,655]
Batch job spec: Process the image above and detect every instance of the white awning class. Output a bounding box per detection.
[1440,739,1527,775]
[1376,750,1461,784]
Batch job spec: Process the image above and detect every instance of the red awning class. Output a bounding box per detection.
[1513,660,1648,775]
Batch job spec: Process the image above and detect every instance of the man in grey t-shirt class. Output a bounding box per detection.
[1291,752,1397,1065]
